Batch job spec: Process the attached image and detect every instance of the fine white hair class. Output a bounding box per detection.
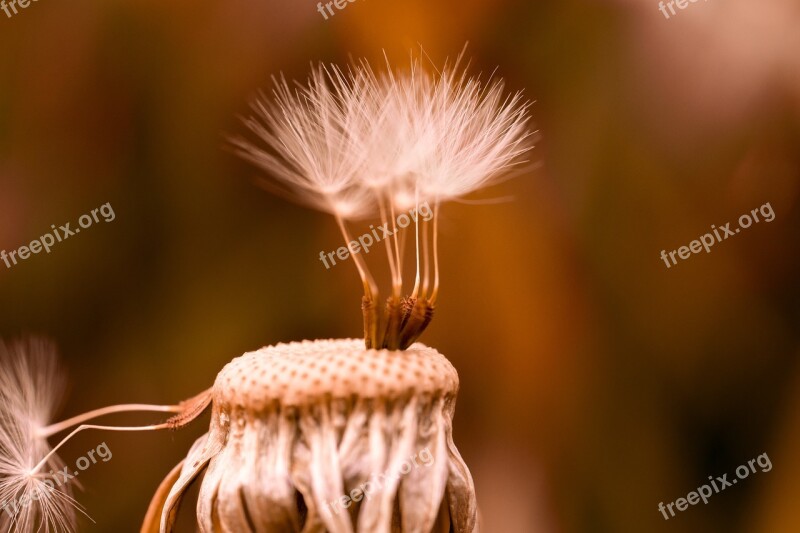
[0,338,81,533]
[233,50,534,216]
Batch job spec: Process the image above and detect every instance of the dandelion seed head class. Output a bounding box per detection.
[415,74,533,203]
[231,48,534,348]
[232,66,376,219]
[233,49,534,215]
[0,338,80,533]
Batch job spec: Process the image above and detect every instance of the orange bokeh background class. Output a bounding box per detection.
[1,0,799,531]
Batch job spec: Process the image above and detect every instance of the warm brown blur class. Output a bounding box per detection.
[1,0,799,531]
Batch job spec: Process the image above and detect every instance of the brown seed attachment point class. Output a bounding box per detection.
[165,388,213,430]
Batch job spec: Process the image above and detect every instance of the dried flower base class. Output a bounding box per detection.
[144,339,478,533]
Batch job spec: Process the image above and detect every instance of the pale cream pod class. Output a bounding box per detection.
[142,339,478,533]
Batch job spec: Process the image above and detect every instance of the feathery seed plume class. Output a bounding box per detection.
[0,338,82,533]
[232,47,535,349]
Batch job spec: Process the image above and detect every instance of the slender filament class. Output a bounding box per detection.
[32,422,174,476]
[38,404,183,438]
[430,200,441,304]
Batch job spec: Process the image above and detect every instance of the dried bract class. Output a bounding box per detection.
[146,339,478,533]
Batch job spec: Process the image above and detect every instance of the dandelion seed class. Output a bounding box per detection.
[232,67,376,221]
[415,71,534,203]
[0,337,211,532]
[0,337,84,533]
[232,48,534,350]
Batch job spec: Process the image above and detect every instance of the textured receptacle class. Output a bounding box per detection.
[144,339,478,533]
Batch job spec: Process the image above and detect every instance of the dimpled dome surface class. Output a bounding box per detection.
[214,338,459,408]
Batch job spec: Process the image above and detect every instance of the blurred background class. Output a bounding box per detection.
[1,0,799,531]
